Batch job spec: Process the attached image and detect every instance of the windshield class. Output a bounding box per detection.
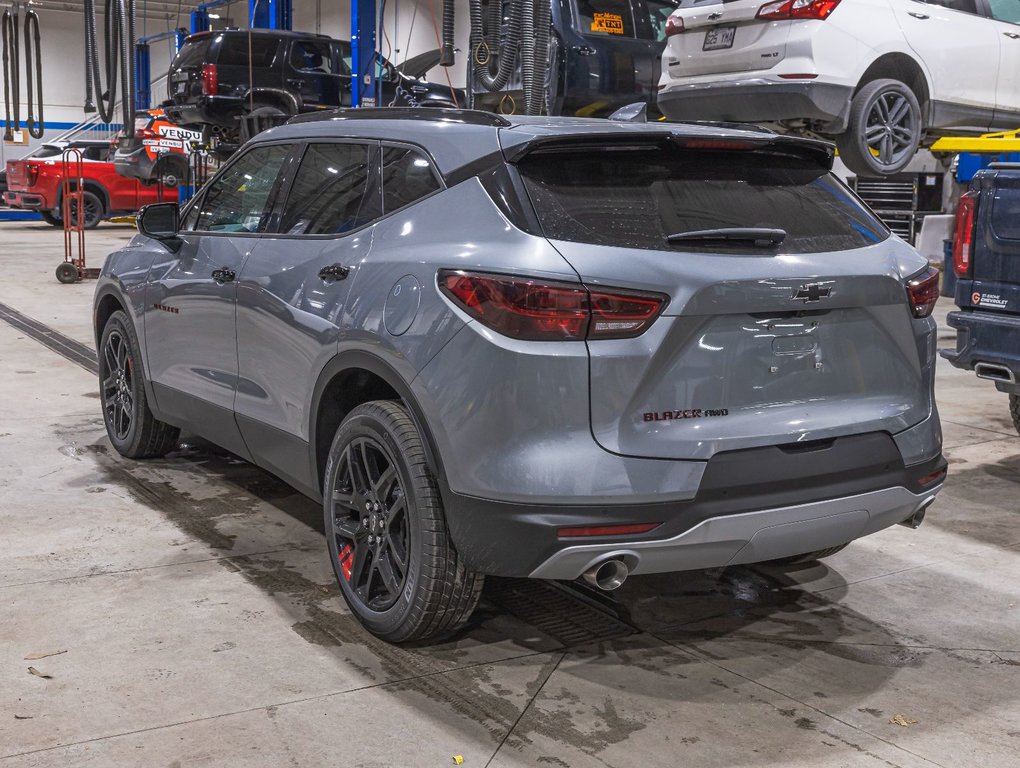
[517,144,889,254]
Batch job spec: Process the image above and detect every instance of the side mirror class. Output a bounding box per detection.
[137,202,182,252]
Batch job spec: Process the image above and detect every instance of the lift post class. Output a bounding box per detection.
[190,0,235,35]
[350,0,376,107]
[134,29,186,111]
[250,0,292,30]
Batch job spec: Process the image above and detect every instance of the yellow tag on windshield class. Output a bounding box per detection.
[591,12,624,34]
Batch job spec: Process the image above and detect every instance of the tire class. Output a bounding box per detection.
[769,543,850,567]
[323,400,483,643]
[239,103,288,143]
[836,78,922,177]
[68,189,105,229]
[40,209,62,227]
[154,155,188,188]
[98,310,180,459]
[1010,394,1020,437]
[55,262,78,284]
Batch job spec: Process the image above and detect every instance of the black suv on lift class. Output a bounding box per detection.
[163,29,463,140]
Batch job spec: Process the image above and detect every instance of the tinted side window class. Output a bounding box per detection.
[639,0,680,41]
[382,147,442,212]
[217,36,279,67]
[193,145,289,233]
[992,185,1020,240]
[291,40,338,73]
[279,143,381,235]
[575,0,636,37]
[923,0,978,14]
[988,0,1020,23]
[518,145,889,254]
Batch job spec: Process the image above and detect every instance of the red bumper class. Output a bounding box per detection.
[4,190,49,210]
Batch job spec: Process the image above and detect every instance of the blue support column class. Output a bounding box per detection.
[135,42,151,110]
[191,8,210,33]
[351,0,377,107]
[251,0,292,29]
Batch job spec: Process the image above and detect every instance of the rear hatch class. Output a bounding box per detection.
[513,132,931,460]
[665,0,792,77]
[960,170,1020,314]
[168,34,213,103]
[5,159,36,191]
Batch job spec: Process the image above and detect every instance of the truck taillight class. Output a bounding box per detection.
[665,16,684,37]
[953,191,978,278]
[27,165,38,186]
[906,267,939,319]
[438,270,668,341]
[757,0,842,19]
[201,63,218,96]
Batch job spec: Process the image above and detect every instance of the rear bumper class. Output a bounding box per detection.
[163,96,244,128]
[657,79,853,132]
[445,448,946,578]
[3,190,47,210]
[530,485,940,580]
[941,309,1020,392]
[113,144,156,182]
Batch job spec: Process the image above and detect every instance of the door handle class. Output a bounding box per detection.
[318,263,350,282]
[211,267,236,284]
[907,11,929,19]
[571,45,596,56]
[1005,32,1020,39]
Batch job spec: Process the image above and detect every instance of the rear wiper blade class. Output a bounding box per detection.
[666,228,787,248]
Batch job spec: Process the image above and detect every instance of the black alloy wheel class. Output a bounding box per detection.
[97,310,180,458]
[330,435,411,612]
[323,401,483,643]
[102,327,135,443]
[837,78,922,177]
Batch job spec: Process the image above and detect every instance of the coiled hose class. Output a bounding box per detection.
[24,9,43,138]
[441,0,455,66]
[519,0,534,112]
[83,0,135,136]
[470,0,524,94]
[529,0,550,115]
[2,8,19,142]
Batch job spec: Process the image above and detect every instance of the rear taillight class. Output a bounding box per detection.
[953,190,978,278]
[757,0,841,19]
[665,16,684,37]
[438,270,667,341]
[201,63,218,96]
[26,165,38,186]
[906,267,939,319]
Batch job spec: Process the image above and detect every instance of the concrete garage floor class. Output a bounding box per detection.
[1,222,1018,768]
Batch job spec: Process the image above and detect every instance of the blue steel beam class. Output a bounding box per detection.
[135,29,186,110]
[351,0,377,107]
[251,0,292,29]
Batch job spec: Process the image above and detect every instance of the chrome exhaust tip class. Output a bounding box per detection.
[582,559,629,591]
[899,498,935,529]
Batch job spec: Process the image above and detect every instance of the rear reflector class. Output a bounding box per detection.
[953,190,978,278]
[757,0,842,19]
[916,468,947,487]
[906,267,939,319]
[558,522,661,538]
[665,15,684,37]
[438,270,667,341]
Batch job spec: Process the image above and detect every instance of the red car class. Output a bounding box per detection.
[4,136,179,229]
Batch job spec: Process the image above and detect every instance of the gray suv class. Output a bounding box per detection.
[93,108,947,643]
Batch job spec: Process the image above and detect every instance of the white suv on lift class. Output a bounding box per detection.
[657,0,1020,176]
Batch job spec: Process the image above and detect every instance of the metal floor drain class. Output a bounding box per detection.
[485,578,635,646]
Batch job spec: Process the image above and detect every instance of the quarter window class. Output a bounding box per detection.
[382,147,441,212]
[193,144,289,233]
[988,0,1020,23]
[279,143,381,235]
[217,36,279,67]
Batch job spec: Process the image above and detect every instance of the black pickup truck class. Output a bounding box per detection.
[942,164,1020,432]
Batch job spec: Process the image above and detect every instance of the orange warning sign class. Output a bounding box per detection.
[591,12,625,34]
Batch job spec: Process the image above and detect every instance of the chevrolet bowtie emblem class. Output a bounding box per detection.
[793,283,832,302]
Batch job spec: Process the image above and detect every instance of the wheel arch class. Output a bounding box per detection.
[309,351,446,499]
[58,179,110,214]
[93,287,127,349]
[856,53,932,125]
[246,88,300,115]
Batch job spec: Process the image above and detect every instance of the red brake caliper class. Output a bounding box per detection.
[338,543,354,582]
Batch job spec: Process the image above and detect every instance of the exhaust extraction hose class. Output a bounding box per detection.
[470,0,523,94]
[83,0,135,135]
[440,0,455,66]
[24,9,43,138]
[1,8,20,142]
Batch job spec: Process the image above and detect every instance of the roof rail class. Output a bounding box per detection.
[288,107,512,128]
[988,162,1020,170]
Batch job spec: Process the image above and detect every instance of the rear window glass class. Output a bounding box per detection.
[216,35,279,67]
[517,145,889,254]
[991,186,1020,241]
[174,38,210,69]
